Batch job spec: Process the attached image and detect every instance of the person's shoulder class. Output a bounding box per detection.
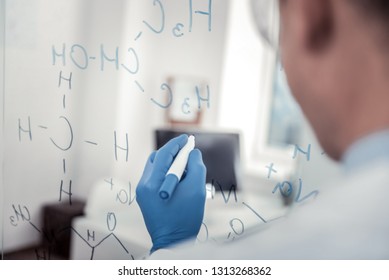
[332,159,389,195]
[311,159,389,228]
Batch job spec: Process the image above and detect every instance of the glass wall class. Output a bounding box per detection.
[1,0,6,260]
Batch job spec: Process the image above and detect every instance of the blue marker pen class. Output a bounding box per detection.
[159,135,195,200]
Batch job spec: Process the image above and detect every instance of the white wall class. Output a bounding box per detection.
[66,0,128,198]
[113,0,229,185]
[2,0,137,252]
[3,0,89,252]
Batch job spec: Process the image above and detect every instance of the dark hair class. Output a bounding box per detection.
[351,0,389,22]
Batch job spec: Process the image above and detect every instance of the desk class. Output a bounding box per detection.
[70,176,286,259]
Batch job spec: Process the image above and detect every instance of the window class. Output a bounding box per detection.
[267,60,303,148]
[249,0,304,178]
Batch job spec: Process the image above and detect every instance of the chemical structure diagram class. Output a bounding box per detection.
[9,0,320,260]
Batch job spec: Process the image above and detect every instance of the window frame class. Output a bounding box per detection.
[247,46,298,179]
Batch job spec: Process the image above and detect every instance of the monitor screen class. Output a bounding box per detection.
[155,129,241,191]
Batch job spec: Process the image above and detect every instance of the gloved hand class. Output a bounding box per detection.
[136,134,207,253]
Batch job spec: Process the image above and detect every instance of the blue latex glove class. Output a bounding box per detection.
[136,134,207,253]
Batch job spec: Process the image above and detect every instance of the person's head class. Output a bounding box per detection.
[279,0,389,160]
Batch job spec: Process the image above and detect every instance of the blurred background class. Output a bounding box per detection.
[0,0,341,259]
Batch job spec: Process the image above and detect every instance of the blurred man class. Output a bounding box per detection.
[136,0,389,258]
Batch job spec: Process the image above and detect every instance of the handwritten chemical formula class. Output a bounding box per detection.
[5,0,322,260]
[9,0,214,260]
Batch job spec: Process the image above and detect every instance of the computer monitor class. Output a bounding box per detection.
[155,128,242,191]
